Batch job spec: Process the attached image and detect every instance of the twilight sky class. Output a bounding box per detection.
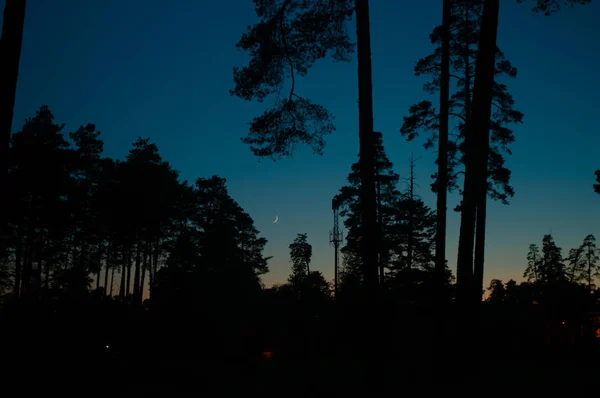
[7,0,600,289]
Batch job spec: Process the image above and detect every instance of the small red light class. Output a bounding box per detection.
[262,351,273,359]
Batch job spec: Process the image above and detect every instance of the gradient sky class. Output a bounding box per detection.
[7,0,600,289]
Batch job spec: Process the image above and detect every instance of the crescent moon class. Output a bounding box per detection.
[273,215,279,224]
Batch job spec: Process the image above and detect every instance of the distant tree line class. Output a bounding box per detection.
[486,233,600,306]
[0,106,271,315]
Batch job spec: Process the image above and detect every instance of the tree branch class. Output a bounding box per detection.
[279,17,295,103]
[449,73,466,82]
[448,112,467,122]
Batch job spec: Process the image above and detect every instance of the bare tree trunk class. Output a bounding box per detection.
[432,1,451,374]
[109,258,115,297]
[533,253,537,282]
[119,247,126,298]
[0,0,26,248]
[474,193,487,302]
[35,231,45,290]
[458,0,472,302]
[435,0,451,303]
[354,1,380,389]
[21,230,32,296]
[151,238,159,295]
[126,248,132,297]
[64,233,72,271]
[355,0,379,303]
[14,236,22,297]
[471,0,499,306]
[375,150,384,284]
[44,244,51,289]
[104,244,110,295]
[140,241,149,305]
[133,236,141,303]
[407,156,416,271]
[148,244,154,290]
[588,249,592,293]
[456,0,499,306]
[456,134,476,304]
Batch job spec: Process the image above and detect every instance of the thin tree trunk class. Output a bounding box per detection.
[35,231,45,290]
[473,192,487,302]
[64,233,71,271]
[407,156,416,271]
[375,149,384,284]
[355,0,379,303]
[435,0,451,303]
[461,0,473,300]
[471,0,499,306]
[104,243,110,296]
[140,241,149,305]
[152,238,159,293]
[96,262,101,291]
[148,243,154,290]
[133,236,141,303]
[21,230,32,296]
[455,92,476,303]
[44,242,51,289]
[119,247,126,298]
[14,236,22,297]
[126,248,132,297]
[0,0,26,246]
[26,236,33,294]
[109,257,115,297]
[588,249,592,293]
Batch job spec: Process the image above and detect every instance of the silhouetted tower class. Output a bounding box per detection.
[330,198,343,296]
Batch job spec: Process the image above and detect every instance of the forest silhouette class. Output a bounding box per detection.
[1,0,599,393]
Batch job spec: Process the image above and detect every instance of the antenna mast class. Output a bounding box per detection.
[329,198,343,296]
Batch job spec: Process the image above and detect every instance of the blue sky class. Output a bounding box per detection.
[7,0,600,288]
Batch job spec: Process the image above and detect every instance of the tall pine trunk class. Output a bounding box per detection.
[0,0,26,247]
[456,124,476,303]
[434,0,450,307]
[407,156,416,271]
[355,0,379,302]
[473,193,487,302]
[354,1,380,389]
[375,155,384,283]
[433,0,451,369]
[471,0,499,306]
[456,0,499,306]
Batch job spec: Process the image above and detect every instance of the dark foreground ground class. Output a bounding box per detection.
[2,303,599,395]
